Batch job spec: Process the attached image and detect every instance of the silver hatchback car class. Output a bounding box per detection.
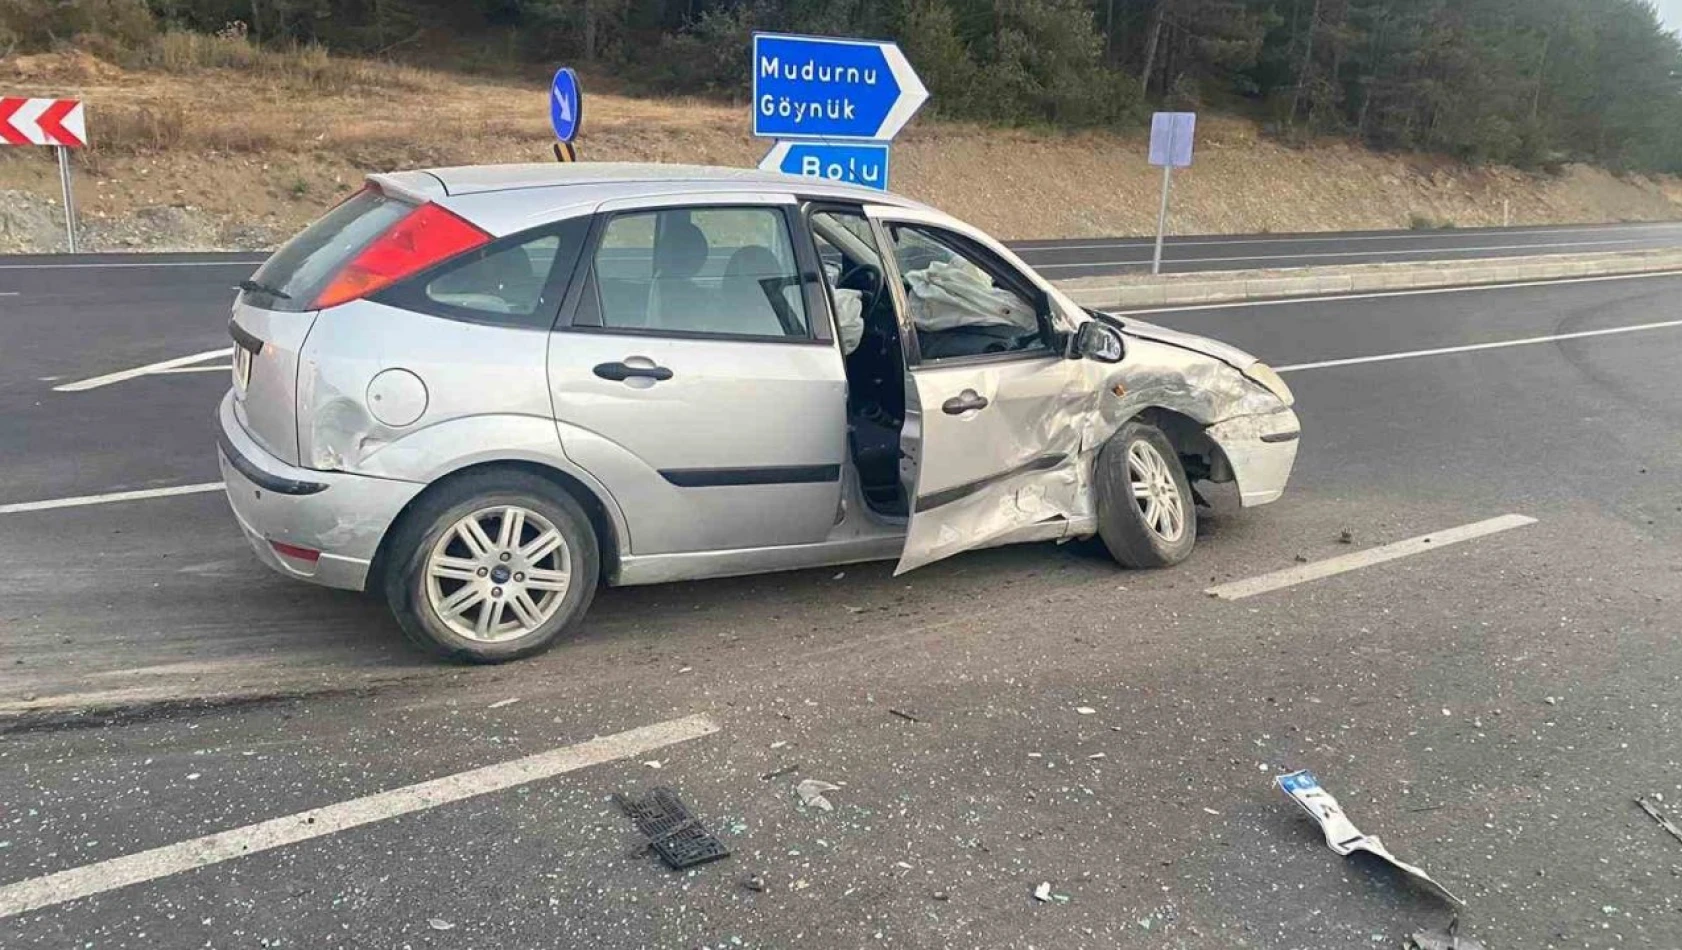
[218,163,1299,662]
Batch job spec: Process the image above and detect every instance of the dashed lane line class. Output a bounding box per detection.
[1204,514,1538,601]
[0,483,226,516]
[0,713,721,919]
[1276,319,1682,373]
[53,347,233,392]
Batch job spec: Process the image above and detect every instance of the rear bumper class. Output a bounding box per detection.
[216,390,424,591]
[1207,408,1300,507]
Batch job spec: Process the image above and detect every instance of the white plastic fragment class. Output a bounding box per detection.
[427,918,456,931]
[1032,882,1052,902]
[487,697,520,709]
[796,780,842,812]
[1075,707,1097,715]
[1275,769,1464,905]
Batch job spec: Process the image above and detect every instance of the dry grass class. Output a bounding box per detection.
[0,44,1678,252]
[135,31,433,94]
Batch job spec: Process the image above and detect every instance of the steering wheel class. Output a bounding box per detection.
[836,261,883,300]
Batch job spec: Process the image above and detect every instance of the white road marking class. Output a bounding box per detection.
[1276,319,1682,373]
[1017,223,1682,254]
[0,482,226,516]
[53,347,234,392]
[0,714,720,920]
[0,291,18,296]
[1205,514,1538,601]
[1111,268,1682,316]
[1032,237,1656,271]
[151,364,233,375]
[0,260,265,270]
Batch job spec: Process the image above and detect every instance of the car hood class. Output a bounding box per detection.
[1118,317,1257,371]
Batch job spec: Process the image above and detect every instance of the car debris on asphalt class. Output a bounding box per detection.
[615,786,730,870]
[1032,882,1053,902]
[427,918,456,931]
[1409,918,1487,950]
[1636,795,1682,845]
[1275,769,1465,905]
[796,779,842,812]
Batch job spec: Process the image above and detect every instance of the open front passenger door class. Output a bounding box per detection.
[864,207,1093,573]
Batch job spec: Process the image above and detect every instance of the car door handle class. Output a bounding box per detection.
[942,390,989,415]
[593,361,673,382]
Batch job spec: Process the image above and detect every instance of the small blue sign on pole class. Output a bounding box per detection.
[550,67,583,143]
[760,140,890,190]
[752,33,928,141]
[1148,111,1196,168]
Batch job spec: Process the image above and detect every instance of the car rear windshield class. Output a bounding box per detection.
[241,187,414,311]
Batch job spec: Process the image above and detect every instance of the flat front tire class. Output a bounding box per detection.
[384,471,599,663]
[1094,420,1197,569]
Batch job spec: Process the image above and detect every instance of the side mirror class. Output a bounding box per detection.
[1073,320,1125,364]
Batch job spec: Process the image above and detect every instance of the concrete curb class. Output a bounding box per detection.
[1056,248,1682,310]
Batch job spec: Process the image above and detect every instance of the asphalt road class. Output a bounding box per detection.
[3,220,1679,293]
[4,261,1682,946]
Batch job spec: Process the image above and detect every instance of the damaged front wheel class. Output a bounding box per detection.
[1094,420,1197,569]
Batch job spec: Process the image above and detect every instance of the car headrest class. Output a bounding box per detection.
[724,245,781,280]
[653,221,708,279]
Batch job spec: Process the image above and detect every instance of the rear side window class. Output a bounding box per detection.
[374,216,590,329]
[244,187,413,312]
[424,235,560,316]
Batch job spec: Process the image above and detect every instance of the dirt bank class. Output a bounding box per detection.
[2,49,1679,252]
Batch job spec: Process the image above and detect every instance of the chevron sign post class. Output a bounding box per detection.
[1,97,88,251]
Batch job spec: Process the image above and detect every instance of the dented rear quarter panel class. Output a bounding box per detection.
[297,299,563,480]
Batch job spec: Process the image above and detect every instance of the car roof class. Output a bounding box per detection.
[369,162,930,238]
[397,162,921,205]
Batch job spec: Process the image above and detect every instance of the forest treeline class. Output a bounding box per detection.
[5,0,1681,171]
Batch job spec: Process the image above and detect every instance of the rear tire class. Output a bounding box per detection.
[1094,420,1197,569]
[383,470,599,663]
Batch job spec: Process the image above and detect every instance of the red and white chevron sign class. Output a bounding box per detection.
[0,97,87,147]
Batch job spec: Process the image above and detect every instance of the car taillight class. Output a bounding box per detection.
[313,203,491,309]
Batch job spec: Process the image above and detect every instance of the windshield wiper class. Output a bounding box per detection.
[237,278,291,300]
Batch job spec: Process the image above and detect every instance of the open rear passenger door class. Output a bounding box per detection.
[863,206,1093,574]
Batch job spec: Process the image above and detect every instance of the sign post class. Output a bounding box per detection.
[1147,111,1195,275]
[1,97,88,252]
[752,33,927,191]
[549,67,582,162]
[56,146,76,252]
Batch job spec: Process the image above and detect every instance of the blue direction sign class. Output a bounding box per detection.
[760,140,890,190]
[752,33,928,141]
[550,67,582,143]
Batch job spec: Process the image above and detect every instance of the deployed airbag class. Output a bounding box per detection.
[834,288,864,355]
[905,260,1037,334]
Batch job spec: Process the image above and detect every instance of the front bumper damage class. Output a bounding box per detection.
[1206,407,1300,507]
[216,390,423,591]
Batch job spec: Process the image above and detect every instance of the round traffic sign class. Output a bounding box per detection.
[550,67,582,143]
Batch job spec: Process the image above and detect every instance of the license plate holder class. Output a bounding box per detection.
[233,345,253,390]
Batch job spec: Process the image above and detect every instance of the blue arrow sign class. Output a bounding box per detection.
[550,67,582,143]
[760,140,890,190]
[752,33,928,141]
